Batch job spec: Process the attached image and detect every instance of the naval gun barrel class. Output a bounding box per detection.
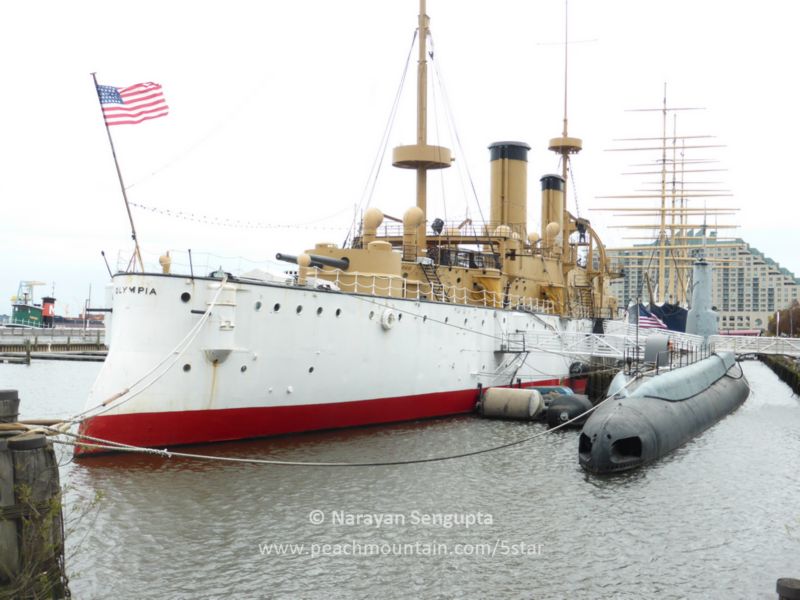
[275,253,350,270]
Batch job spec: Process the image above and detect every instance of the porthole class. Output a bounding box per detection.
[369,310,375,320]
[296,305,303,314]
[398,313,403,321]
[241,365,247,373]
[255,301,263,311]
[456,277,462,283]
[182,363,191,372]
[445,317,449,324]
[308,367,314,373]
[274,303,281,312]
[423,315,428,323]
[316,307,323,316]
[335,308,342,317]
[181,292,191,303]
[464,318,468,325]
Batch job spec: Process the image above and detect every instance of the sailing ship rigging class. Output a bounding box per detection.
[597,84,740,329]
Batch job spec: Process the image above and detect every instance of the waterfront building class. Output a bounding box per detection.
[609,231,800,331]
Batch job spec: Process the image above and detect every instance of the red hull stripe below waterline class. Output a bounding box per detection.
[75,380,561,456]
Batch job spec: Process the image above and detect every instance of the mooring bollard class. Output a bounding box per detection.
[0,390,68,599]
[778,578,800,600]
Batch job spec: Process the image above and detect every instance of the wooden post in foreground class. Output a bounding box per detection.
[0,390,68,599]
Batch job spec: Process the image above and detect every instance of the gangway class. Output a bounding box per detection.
[708,335,800,358]
[499,324,800,362]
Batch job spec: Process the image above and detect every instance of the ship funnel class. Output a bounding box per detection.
[489,141,530,236]
[41,296,56,328]
[540,174,565,252]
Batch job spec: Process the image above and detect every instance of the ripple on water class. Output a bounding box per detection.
[3,360,798,598]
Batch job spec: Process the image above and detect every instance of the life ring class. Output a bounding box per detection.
[380,309,397,330]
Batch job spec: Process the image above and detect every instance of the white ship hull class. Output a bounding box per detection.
[78,272,592,453]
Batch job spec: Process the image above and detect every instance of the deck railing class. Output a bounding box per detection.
[305,267,557,315]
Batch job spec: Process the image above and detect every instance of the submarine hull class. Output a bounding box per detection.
[579,352,749,474]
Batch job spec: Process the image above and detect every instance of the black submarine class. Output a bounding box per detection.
[579,259,750,474]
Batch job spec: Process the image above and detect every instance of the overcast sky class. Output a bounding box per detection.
[2,0,798,315]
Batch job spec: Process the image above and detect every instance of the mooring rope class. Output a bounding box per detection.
[38,374,650,468]
[67,275,229,424]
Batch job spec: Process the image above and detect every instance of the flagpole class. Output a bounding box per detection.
[636,295,640,364]
[91,72,144,272]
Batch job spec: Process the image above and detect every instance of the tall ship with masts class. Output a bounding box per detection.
[597,86,739,330]
[77,1,621,454]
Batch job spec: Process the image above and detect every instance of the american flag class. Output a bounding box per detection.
[96,82,169,126]
[638,305,668,329]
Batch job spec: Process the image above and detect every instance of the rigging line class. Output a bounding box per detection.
[345,29,418,246]
[512,357,576,381]
[348,293,597,362]
[428,34,448,225]
[67,276,229,424]
[50,380,630,467]
[128,202,349,231]
[634,233,662,302]
[509,351,530,385]
[429,40,487,227]
[362,37,414,210]
[667,243,688,301]
[568,157,581,218]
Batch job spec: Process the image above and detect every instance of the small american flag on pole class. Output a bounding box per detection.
[96,82,169,126]
[638,304,668,329]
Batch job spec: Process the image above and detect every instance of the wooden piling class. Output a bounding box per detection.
[0,390,68,599]
[777,578,800,600]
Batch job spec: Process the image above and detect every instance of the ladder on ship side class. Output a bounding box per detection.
[575,285,594,317]
[497,332,527,353]
[420,262,449,302]
[570,269,595,317]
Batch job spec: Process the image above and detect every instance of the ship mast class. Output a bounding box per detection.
[416,1,429,247]
[392,0,452,256]
[548,0,583,259]
[658,84,668,304]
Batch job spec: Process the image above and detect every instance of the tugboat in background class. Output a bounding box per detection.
[7,281,55,328]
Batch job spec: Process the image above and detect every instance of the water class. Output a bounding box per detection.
[1,360,798,599]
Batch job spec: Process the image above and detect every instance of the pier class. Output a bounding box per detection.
[0,327,106,363]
